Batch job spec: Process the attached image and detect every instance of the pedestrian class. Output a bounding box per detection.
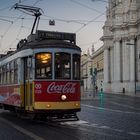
[95,86,98,93]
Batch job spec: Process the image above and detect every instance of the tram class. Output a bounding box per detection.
[0,30,81,120]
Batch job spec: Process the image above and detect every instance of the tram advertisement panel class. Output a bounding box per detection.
[0,85,21,106]
[34,81,80,102]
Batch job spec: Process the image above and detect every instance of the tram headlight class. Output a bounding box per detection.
[61,95,67,101]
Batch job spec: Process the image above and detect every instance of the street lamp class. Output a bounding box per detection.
[126,42,136,94]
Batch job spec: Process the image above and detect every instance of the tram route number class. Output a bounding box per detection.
[35,83,42,94]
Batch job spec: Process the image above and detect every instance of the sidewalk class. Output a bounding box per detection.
[81,91,140,113]
[81,89,140,100]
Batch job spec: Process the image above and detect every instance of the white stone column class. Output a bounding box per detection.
[130,39,135,81]
[122,40,126,81]
[114,41,121,81]
[110,47,114,82]
[123,40,130,81]
[104,49,109,83]
[113,44,116,81]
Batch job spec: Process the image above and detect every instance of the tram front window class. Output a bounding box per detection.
[35,53,52,79]
[55,52,71,79]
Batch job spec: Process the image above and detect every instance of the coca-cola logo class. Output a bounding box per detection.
[47,82,76,94]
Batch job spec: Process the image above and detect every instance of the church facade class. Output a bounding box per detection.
[102,0,140,96]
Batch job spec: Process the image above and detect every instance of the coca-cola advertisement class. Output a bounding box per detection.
[34,81,80,102]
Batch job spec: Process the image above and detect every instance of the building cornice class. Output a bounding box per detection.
[91,46,104,59]
[101,35,113,41]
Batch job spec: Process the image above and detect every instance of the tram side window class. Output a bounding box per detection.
[55,52,71,79]
[14,60,18,83]
[0,67,2,84]
[10,62,14,84]
[73,54,80,80]
[0,61,18,84]
[0,66,5,84]
[6,64,10,84]
[35,52,52,79]
[3,65,6,84]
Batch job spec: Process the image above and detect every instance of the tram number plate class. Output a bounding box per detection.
[35,83,42,94]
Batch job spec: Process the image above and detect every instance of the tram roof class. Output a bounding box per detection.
[0,30,81,60]
[19,39,81,51]
[16,30,81,51]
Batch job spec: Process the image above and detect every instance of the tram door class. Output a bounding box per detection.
[23,57,33,110]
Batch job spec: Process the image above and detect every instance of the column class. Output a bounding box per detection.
[123,40,130,81]
[130,39,135,81]
[104,48,109,83]
[110,47,114,82]
[114,41,121,81]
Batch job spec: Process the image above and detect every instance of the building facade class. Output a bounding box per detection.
[81,45,104,97]
[102,0,140,96]
[91,46,104,92]
[81,51,92,92]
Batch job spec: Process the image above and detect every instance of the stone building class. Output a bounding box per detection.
[91,46,104,92]
[81,50,92,92]
[102,0,140,96]
[80,44,104,98]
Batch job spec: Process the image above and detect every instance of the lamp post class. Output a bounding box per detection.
[126,42,136,94]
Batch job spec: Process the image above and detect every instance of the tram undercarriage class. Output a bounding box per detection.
[0,103,79,121]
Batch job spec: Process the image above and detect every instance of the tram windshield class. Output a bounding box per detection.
[35,52,52,79]
[35,52,80,80]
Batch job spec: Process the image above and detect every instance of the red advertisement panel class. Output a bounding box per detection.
[34,81,80,102]
[0,85,21,106]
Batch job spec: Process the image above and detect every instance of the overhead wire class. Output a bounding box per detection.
[91,0,108,3]
[75,11,105,33]
[70,0,103,14]
[0,15,104,24]
[43,15,85,25]
[0,5,12,11]
[70,0,106,33]
[0,18,13,23]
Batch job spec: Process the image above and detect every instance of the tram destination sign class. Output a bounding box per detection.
[37,30,76,44]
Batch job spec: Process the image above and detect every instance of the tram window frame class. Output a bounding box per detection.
[73,54,80,80]
[35,52,52,79]
[55,52,71,79]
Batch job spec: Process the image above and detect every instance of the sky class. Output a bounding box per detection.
[0,0,107,54]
